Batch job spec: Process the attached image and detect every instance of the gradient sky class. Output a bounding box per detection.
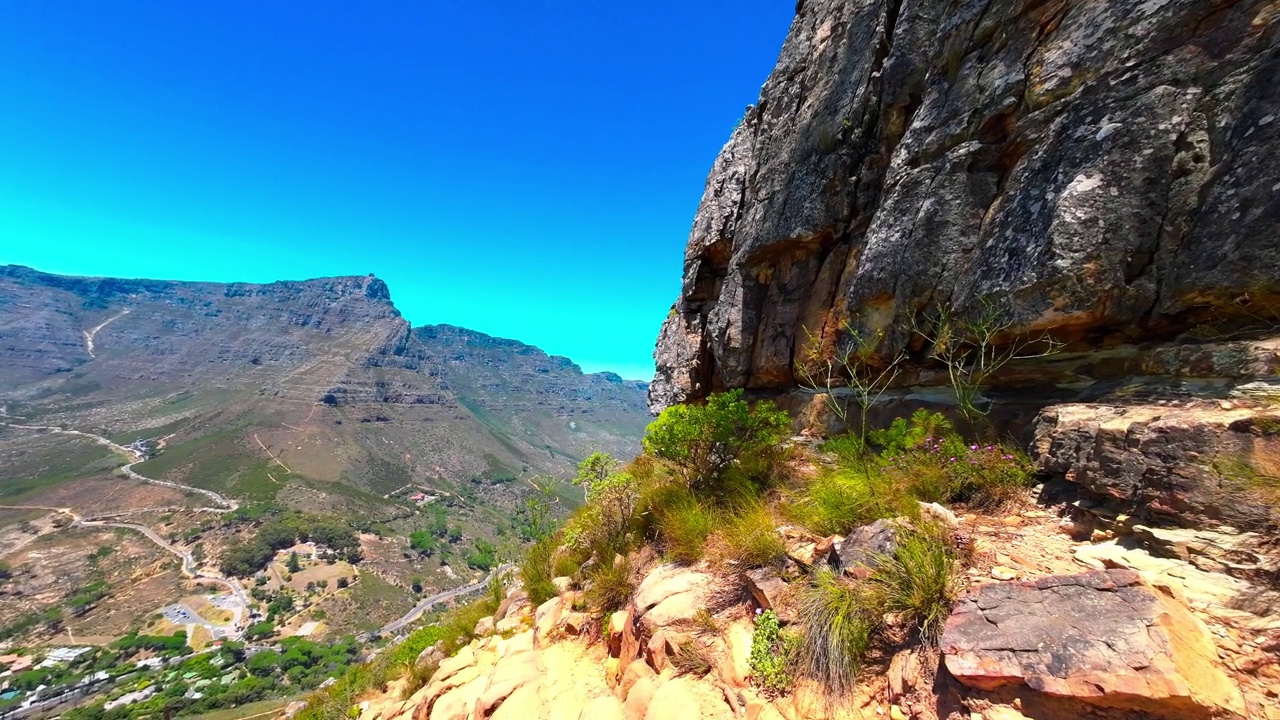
[0,2,793,381]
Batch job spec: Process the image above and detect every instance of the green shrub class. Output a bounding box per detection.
[642,389,791,497]
[520,534,558,606]
[749,609,799,694]
[794,569,883,696]
[870,523,959,640]
[886,436,1035,510]
[568,452,641,558]
[708,502,784,568]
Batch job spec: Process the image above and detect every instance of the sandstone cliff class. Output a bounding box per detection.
[651,0,1280,409]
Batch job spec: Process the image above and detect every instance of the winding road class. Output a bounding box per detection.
[379,563,514,636]
[2,417,506,642]
[0,420,249,633]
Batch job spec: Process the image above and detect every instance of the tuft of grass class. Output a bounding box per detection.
[648,486,714,563]
[520,534,559,606]
[794,569,883,696]
[399,658,438,699]
[669,640,713,677]
[869,523,959,641]
[789,432,1034,536]
[584,556,635,613]
[691,609,721,637]
[785,467,916,537]
[707,501,785,568]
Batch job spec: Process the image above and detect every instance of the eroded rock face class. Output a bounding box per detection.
[941,569,1245,719]
[1032,402,1280,539]
[650,0,1280,411]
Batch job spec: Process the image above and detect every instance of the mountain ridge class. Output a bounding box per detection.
[0,263,649,525]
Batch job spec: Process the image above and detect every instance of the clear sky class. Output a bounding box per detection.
[0,2,793,381]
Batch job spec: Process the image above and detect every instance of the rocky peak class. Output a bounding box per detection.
[650,0,1280,412]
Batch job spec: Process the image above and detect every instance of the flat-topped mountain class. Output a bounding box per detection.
[0,265,649,521]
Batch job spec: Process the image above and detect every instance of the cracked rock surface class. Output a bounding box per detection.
[941,569,1246,719]
[650,0,1280,411]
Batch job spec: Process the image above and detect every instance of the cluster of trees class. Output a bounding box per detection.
[465,539,497,571]
[243,636,360,688]
[0,607,64,642]
[67,580,110,616]
[112,631,190,656]
[219,510,361,577]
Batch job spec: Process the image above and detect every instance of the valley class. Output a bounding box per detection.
[0,266,651,715]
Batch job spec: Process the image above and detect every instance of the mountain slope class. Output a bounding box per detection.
[0,265,649,521]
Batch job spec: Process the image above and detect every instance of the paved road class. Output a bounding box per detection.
[379,564,514,636]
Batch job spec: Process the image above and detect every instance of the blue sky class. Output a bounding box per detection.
[0,2,793,380]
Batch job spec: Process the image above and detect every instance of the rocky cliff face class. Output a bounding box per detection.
[651,0,1280,410]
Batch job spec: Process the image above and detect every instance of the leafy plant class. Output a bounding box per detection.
[569,452,640,557]
[643,389,790,497]
[749,609,799,694]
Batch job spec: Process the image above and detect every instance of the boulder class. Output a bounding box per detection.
[941,569,1245,719]
[560,611,590,636]
[618,659,657,701]
[633,565,712,631]
[743,567,788,615]
[473,616,495,637]
[533,596,564,647]
[649,0,1280,414]
[552,576,574,594]
[579,695,626,720]
[644,677,704,720]
[494,589,529,622]
[918,502,960,528]
[623,676,657,720]
[832,519,897,577]
[722,622,753,688]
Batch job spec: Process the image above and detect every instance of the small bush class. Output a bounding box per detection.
[794,569,883,696]
[584,556,635,613]
[643,389,791,498]
[885,436,1035,510]
[707,502,784,569]
[870,523,959,641]
[786,467,916,536]
[749,609,799,694]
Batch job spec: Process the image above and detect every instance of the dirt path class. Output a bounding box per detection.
[82,309,131,358]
